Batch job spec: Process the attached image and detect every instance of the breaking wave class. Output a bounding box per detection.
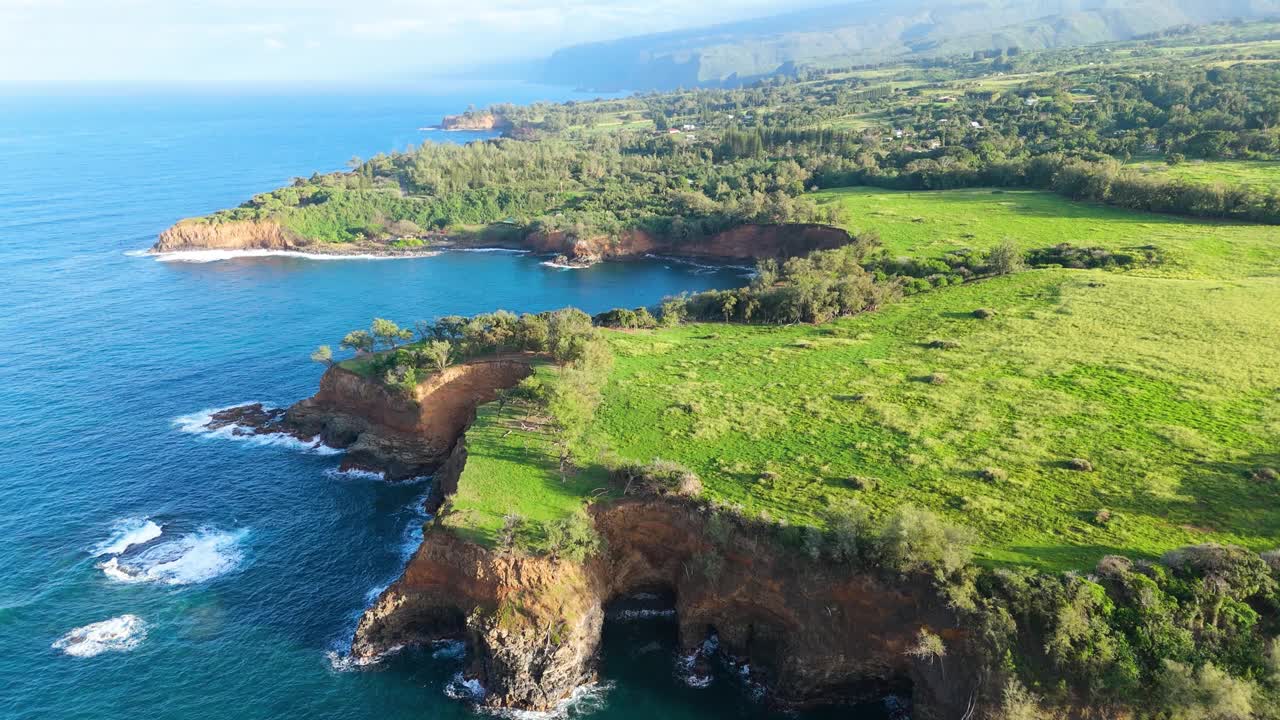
[141,249,440,263]
[173,404,341,455]
[540,259,587,270]
[327,488,433,670]
[90,517,163,557]
[98,528,248,585]
[479,681,614,719]
[53,615,146,657]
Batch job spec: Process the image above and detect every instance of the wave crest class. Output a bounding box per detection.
[91,517,163,557]
[53,615,146,657]
[98,528,248,585]
[145,249,440,263]
[174,404,341,455]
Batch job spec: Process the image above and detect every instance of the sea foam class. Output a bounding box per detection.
[478,681,614,719]
[53,615,146,657]
[174,404,341,455]
[91,517,163,557]
[99,528,247,585]
[143,249,440,263]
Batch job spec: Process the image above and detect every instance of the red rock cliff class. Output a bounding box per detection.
[284,360,533,480]
[522,223,852,264]
[153,219,299,252]
[353,488,976,716]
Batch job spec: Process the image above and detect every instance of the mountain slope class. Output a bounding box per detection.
[543,0,1280,89]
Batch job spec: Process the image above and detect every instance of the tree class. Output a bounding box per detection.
[425,340,453,371]
[340,330,374,355]
[310,345,334,366]
[371,318,413,350]
[1158,660,1255,720]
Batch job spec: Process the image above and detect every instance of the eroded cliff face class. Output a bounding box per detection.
[153,219,299,252]
[439,112,511,131]
[284,360,533,480]
[522,223,852,265]
[153,216,853,264]
[353,491,976,716]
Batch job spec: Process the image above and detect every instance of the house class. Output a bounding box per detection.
[681,123,697,131]
[970,121,983,129]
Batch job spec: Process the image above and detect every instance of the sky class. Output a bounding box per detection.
[0,0,829,88]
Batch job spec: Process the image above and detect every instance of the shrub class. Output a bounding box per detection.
[614,458,702,497]
[847,475,879,491]
[822,503,872,564]
[926,372,948,385]
[973,307,996,319]
[1067,458,1094,472]
[981,467,1008,483]
[925,339,961,350]
[986,240,1026,276]
[1252,467,1279,483]
[542,507,603,562]
[1157,660,1255,720]
[988,679,1058,720]
[1094,509,1113,526]
[878,505,977,578]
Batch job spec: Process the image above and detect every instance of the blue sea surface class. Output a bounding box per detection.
[0,89,888,719]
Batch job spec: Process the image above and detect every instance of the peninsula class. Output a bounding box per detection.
[180,22,1280,720]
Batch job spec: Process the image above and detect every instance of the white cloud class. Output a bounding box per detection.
[0,0,829,86]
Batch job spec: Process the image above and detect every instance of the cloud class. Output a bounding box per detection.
[0,0,828,86]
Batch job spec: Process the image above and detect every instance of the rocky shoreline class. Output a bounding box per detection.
[202,359,982,719]
[150,218,855,268]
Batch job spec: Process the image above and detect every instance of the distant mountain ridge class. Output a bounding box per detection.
[542,0,1280,89]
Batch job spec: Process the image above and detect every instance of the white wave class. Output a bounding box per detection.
[445,673,487,701]
[642,253,754,275]
[327,644,403,671]
[53,615,146,657]
[432,639,467,660]
[328,488,434,669]
[99,528,247,585]
[122,249,151,257]
[148,249,440,264]
[91,517,163,557]
[540,260,587,270]
[480,681,614,719]
[174,404,341,456]
[323,467,386,482]
[609,608,676,620]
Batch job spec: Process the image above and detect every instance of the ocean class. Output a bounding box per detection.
[0,88,886,719]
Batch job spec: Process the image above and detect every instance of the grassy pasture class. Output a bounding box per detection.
[814,187,1280,278]
[1126,159,1280,191]
[449,189,1280,571]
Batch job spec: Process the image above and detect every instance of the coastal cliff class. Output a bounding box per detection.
[521,223,852,266]
[210,353,977,715]
[151,218,853,266]
[438,111,511,131]
[354,488,975,716]
[154,218,299,252]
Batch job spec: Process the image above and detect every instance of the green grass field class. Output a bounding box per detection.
[1126,159,1280,191]
[815,187,1280,279]
[447,188,1280,572]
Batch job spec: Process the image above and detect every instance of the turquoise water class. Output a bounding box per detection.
[0,90,889,719]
